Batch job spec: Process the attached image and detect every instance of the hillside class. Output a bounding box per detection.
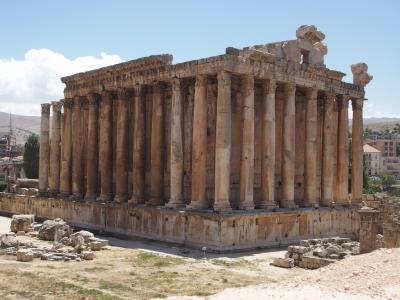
[362,118,400,132]
[0,111,41,145]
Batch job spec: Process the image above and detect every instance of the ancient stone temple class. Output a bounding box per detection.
[4,25,373,251]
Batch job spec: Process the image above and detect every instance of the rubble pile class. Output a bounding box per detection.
[0,214,109,262]
[272,237,360,269]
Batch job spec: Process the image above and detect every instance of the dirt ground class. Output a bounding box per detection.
[1,216,399,300]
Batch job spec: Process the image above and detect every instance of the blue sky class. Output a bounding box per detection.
[0,0,399,116]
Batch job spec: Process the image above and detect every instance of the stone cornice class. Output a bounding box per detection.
[62,53,364,99]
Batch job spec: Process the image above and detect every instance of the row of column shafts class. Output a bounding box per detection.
[38,71,364,211]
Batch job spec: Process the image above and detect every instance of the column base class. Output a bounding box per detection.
[57,192,71,199]
[47,190,59,198]
[165,200,186,209]
[213,200,232,212]
[258,202,278,210]
[70,193,83,201]
[186,202,209,211]
[280,200,298,209]
[128,197,145,205]
[38,191,48,197]
[303,201,319,208]
[98,193,113,202]
[114,194,128,203]
[238,202,255,210]
[147,197,163,206]
[84,195,97,202]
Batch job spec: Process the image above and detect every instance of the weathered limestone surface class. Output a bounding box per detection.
[38,103,50,195]
[0,194,360,252]
[48,101,62,196]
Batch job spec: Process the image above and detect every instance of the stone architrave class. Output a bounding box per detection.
[188,75,208,210]
[71,96,83,199]
[352,98,364,204]
[98,91,113,201]
[84,93,99,201]
[214,71,232,212]
[129,85,146,204]
[148,82,164,206]
[48,101,62,196]
[59,98,73,197]
[260,79,278,209]
[114,89,129,203]
[239,75,255,210]
[38,103,51,195]
[321,93,335,206]
[304,88,319,207]
[336,95,350,205]
[167,78,185,209]
[281,83,297,208]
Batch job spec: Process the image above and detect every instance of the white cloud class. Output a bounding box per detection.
[363,102,400,118]
[0,49,123,116]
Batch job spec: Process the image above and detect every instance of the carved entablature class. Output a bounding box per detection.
[351,63,373,87]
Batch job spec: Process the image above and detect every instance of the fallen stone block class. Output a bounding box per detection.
[10,215,35,233]
[16,178,39,189]
[271,257,294,268]
[38,219,72,241]
[81,251,94,260]
[0,234,19,248]
[288,245,309,254]
[16,249,34,262]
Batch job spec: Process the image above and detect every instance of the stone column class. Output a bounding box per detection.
[99,91,113,201]
[166,78,185,208]
[38,103,51,195]
[358,208,380,253]
[304,88,319,207]
[48,101,62,196]
[336,95,350,205]
[214,71,232,212]
[148,82,164,206]
[239,75,255,210]
[71,96,83,199]
[84,93,99,201]
[352,98,364,204]
[281,83,297,208]
[188,75,208,210]
[114,89,129,203]
[321,93,335,206]
[59,98,73,196]
[260,79,278,209]
[129,85,146,204]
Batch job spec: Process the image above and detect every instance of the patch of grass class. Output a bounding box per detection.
[98,280,130,292]
[22,271,39,279]
[129,271,137,276]
[134,252,185,268]
[210,258,255,268]
[84,266,109,272]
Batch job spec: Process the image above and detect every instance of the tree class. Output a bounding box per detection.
[380,174,396,189]
[23,134,40,179]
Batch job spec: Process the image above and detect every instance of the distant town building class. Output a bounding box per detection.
[366,139,397,157]
[363,144,382,176]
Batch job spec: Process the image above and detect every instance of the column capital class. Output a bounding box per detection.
[264,79,277,94]
[337,94,351,108]
[72,96,82,108]
[87,93,100,106]
[195,75,208,88]
[61,98,73,109]
[51,101,62,113]
[305,87,318,100]
[41,103,51,114]
[217,71,231,87]
[152,81,164,92]
[241,74,254,95]
[171,77,181,92]
[133,84,143,97]
[117,88,131,100]
[101,90,113,103]
[352,98,364,110]
[285,82,296,95]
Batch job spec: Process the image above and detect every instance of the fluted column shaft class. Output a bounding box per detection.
[84,93,99,201]
[99,91,113,201]
[239,75,255,210]
[322,93,335,206]
[214,71,232,212]
[304,88,319,207]
[72,96,83,199]
[188,76,208,210]
[352,98,364,203]
[38,103,51,195]
[59,99,73,196]
[114,89,129,203]
[148,82,164,206]
[48,101,62,196]
[281,83,297,208]
[337,95,350,205]
[260,79,278,209]
[129,85,146,204]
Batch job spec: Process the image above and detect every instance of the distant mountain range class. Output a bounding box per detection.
[0,111,399,145]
